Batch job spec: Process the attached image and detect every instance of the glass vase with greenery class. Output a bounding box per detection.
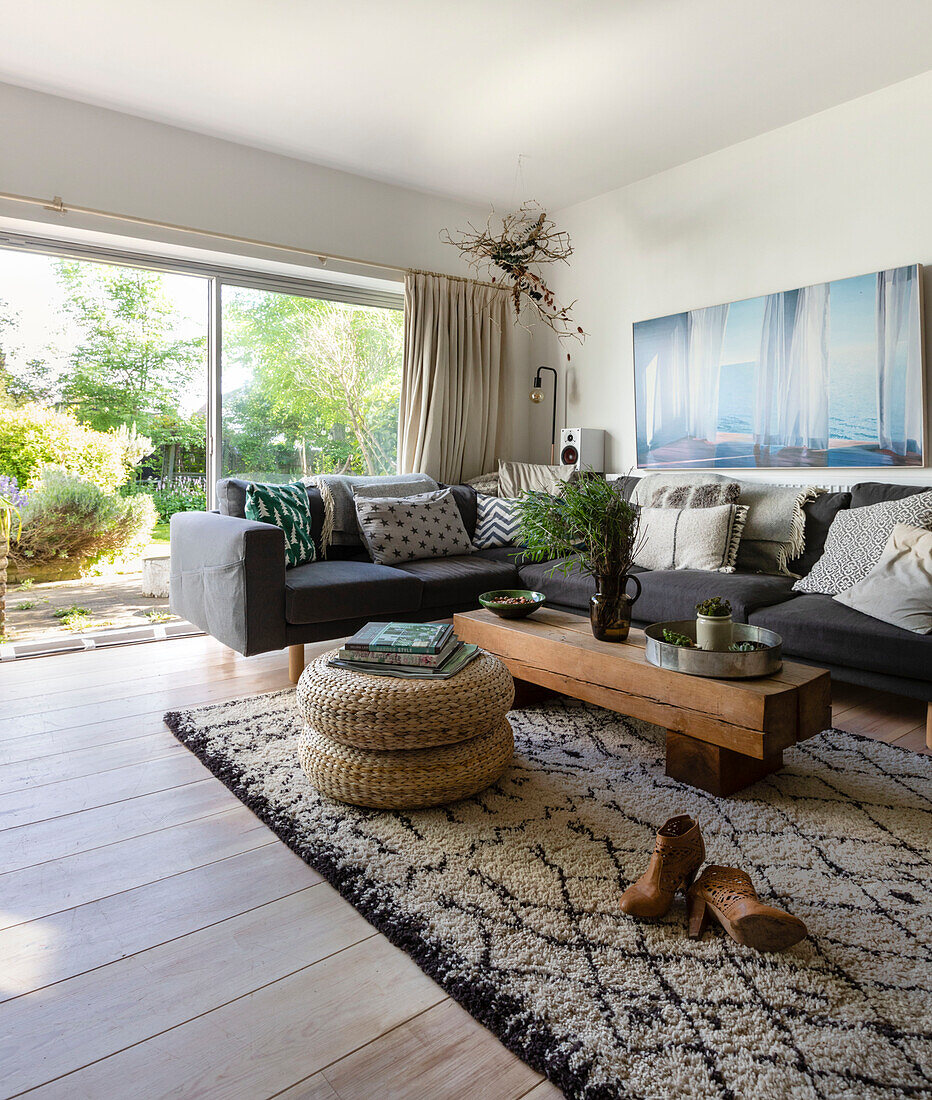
[518,476,643,641]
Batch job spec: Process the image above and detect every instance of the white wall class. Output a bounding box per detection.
[534,70,932,486]
[0,81,533,464]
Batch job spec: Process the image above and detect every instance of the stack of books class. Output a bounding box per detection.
[329,622,480,679]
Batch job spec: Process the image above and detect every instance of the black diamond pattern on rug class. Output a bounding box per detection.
[164,695,932,1100]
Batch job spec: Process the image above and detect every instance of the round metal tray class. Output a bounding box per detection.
[644,620,783,679]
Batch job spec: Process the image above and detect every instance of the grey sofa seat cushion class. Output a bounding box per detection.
[392,555,519,609]
[749,594,932,683]
[849,482,931,508]
[285,560,423,625]
[474,546,537,567]
[518,557,798,622]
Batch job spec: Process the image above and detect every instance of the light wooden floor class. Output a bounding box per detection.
[0,635,927,1099]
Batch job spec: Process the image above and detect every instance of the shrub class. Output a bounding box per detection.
[0,404,131,491]
[125,476,206,521]
[10,469,157,570]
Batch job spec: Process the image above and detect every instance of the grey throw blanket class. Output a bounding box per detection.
[302,473,438,552]
[633,472,821,575]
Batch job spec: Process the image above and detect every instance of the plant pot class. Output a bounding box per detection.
[590,573,642,643]
[696,613,734,652]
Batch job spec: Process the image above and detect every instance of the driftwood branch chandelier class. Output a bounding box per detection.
[441,201,585,344]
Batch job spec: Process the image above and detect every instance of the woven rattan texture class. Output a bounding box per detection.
[295,649,514,749]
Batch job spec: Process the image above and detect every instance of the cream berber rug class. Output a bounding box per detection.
[165,695,932,1100]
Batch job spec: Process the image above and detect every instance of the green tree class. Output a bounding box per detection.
[54,262,206,469]
[224,292,403,477]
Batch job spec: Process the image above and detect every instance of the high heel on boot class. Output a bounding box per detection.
[619,814,705,918]
[686,865,807,952]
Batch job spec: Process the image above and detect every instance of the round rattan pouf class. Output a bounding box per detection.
[296,649,514,750]
[295,648,515,809]
[298,717,514,809]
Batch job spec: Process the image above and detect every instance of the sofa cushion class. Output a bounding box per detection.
[475,546,536,567]
[473,494,522,549]
[285,560,423,625]
[518,557,798,623]
[793,491,932,594]
[393,554,519,609]
[354,488,473,565]
[438,483,478,538]
[749,594,932,683]
[788,491,851,577]
[218,477,327,557]
[245,482,317,568]
[834,523,932,634]
[849,481,931,508]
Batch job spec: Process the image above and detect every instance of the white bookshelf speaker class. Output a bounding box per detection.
[559,428,605,473]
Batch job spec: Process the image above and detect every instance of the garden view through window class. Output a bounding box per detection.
[0,245,403,654]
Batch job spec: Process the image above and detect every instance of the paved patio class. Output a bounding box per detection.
[5,569,179,643]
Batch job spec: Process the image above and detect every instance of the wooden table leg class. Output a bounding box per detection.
[665,730,783,797]
[510,677,560,708]
[288,644,305,684]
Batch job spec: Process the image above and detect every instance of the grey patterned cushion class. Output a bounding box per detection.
[793,491,932,595]
[474,494,521,549]
[354,488,473,566]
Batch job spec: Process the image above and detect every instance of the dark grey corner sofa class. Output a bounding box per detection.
[170,475,932,708]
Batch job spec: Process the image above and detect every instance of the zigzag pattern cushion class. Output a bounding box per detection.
[245,482,317,569]
[793,490,932,594]
[474,494,522,549]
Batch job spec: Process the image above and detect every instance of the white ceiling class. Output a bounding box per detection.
[2,0,932,210]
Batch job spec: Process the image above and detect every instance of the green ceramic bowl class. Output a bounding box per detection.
[478,589,546,619]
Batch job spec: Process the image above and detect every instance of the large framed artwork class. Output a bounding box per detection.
[633,264,925,469]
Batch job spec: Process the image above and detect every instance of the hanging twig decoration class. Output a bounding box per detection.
[441,201,585,341]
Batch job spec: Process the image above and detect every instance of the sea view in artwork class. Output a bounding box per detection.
[633,266,923,469]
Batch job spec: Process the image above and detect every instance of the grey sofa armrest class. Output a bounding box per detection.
[169,511,287,656]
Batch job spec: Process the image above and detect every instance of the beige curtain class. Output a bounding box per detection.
[398,272,509,482]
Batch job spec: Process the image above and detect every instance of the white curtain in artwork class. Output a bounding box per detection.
[753,293,788,448]
[779,284,830,450]
[876,267,922,456]
[636,313,690,450]
[686,304,728,441]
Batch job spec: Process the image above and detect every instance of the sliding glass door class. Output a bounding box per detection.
[0,233,403,656]
[219,284,403,483]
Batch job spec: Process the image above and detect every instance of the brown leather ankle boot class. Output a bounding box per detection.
[687,866,807,951]
[619,814,705,918]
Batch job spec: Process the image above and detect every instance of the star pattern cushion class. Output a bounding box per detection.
[793,490,932,594]
[245,482,317,569]
[474,494,522,549]
[354,488,473,566]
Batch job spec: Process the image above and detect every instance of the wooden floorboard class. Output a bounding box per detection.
[0,634,926,1100]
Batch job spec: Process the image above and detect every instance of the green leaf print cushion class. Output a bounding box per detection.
[245,482,317,568]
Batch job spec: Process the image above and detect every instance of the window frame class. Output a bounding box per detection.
[0,230,404,507]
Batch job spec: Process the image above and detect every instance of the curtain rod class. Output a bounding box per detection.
[0,189,430,277]
[407,267,501,291]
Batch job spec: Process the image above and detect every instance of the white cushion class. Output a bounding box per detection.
[834,523,932,634]
[498,460,571,497]
[634,504,748,573]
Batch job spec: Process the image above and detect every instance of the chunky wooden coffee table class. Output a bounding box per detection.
[454,608,831,797]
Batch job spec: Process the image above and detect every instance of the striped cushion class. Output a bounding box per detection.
[474,494,522,549]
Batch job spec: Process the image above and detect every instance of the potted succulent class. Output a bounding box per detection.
[518,476,643,642]
[695,596,733,652]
